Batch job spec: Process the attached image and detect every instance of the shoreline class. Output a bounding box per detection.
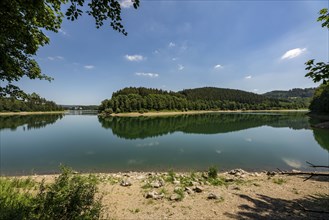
[4,170,328,219]
[103,109,309,117]
[0,111,67,116]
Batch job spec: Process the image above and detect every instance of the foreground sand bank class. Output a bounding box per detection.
[12,170,329,219]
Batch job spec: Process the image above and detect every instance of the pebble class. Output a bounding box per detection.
[193,186,203,193]
[170,194,181,201]
[185,187,193,194]
[120,179,132,187]
[145,191,164,200]
[207,193,218,200]
[151,180,163,188]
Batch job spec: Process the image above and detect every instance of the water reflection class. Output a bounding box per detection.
[0,114,64,131]
[98,112,310,140]
[313,128,329,151]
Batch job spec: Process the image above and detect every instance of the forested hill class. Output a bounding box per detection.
[180,87,268,104]
[99,87,308,114]
[263,88,315,99]
[112,87,269,103]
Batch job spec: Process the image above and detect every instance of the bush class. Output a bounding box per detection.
[0,166,102,220]
[310,83,329,113]
[104,108,113,115]
[0,178,35,220]
[208,166,218,179]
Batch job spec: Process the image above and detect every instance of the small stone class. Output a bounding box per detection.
[193,186,203,193]
[145,191,164,200]
[251,172,261,177]
[266,171,277,176]
[191,181,199,186]
[207,193,218,200]
[151,180,163,188]
[120,179,132,187]
[185,187,193,194]
[170,194,181,201]
[228,169,248,177]
[225,178,234,182]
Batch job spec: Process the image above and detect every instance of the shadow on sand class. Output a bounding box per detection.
[224,193,329,220]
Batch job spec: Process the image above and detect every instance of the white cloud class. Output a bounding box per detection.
[214,64,223,69]
[125,54,145,61]
[58,29,67,36]
[172,57,177,61]
[245,75,252,79]
[169,42,176,47]
[253,89,259,92]
[178,64,184,70]
[153,50,160,54]
[84,65,95,69]
[281,48,306,60]
[120,0,134,8]
[135,72,159,78]
[48,56,64,61]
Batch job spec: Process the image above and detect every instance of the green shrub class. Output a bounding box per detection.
[166,169,176,183]
[0,166,102,220]
[272,178,287,185]
[0,178,35,220]
[208,166,218,179]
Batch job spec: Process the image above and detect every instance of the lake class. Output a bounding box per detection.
[0,112,328,175]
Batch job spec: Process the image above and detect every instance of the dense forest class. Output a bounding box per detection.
[263,88,315,99]
[0,93,63,112]
[99,87,310,114]
[309,83,329,114]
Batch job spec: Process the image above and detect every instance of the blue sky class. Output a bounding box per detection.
[18,0,328,105]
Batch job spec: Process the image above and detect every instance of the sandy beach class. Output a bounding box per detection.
[15,170,329,219]
[106,109,309,117]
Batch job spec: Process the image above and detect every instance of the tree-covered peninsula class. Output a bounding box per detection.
[99,87,309,115]
[0,93,63,112]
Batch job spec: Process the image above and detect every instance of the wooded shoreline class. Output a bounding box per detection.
[100,109,309,117]
[0,111,67,116]
[0,109,309,117]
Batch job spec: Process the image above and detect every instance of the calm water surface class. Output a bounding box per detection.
[0,112,328,175]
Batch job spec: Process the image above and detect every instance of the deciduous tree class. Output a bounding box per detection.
[0,0,140,97]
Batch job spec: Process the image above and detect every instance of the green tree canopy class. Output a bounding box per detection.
[305,8,329,84]
[0,0,139,97]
